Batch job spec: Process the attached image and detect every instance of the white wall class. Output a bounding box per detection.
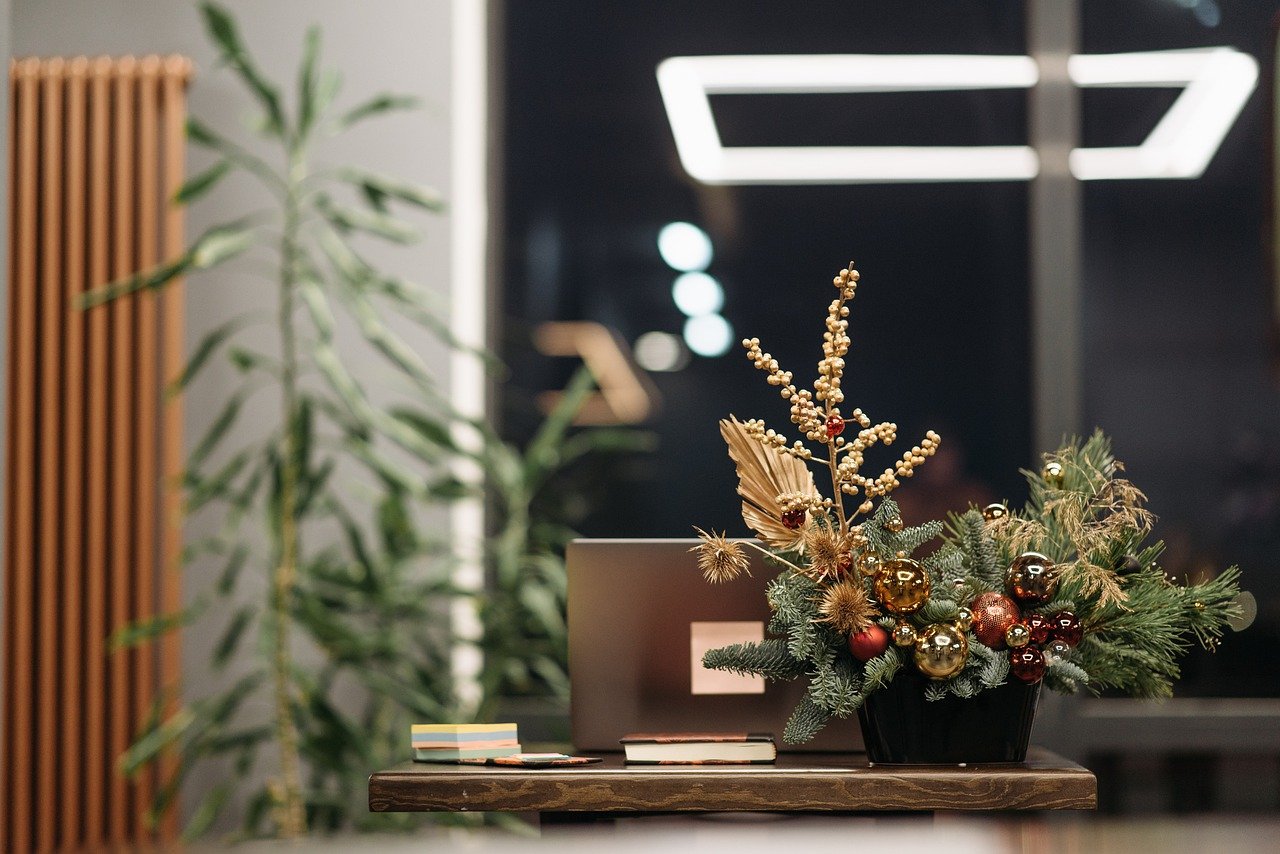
[10,0,456,827]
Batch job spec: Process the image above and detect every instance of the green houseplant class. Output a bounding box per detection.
[88,2,473,837]
[95,3,652,837]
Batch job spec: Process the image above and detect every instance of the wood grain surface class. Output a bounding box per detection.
[368,747,1096,814]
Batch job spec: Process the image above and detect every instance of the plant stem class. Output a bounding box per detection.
[271,148,306,838]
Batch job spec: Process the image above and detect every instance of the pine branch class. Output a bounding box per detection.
[920,598,958,623]
[808,656,863,717]
[860,649,902,694]
[783,694,830,744]
[1045,658,1089,693]
[702,639,806,681]
[924,681,947,702]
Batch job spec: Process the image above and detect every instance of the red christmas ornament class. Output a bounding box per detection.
[1010,647,1046,683]
[1025,612,1053,645]
[825,414,846,438]
[1050,611,1083,647]
[781,508,806,529]
[970,592,1021,649]
[848,624,890,662]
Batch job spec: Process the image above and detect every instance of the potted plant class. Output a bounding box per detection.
[694,260,1242,763]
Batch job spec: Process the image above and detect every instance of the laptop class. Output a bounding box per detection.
[567,538,863,752]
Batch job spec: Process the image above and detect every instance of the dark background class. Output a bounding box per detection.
[499,0,1279,697]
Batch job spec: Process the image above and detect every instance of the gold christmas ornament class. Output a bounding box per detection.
[914,623,968,679]
[885,515,904,533]
[1005,623,1031,648]
[891,621,918,647]
[982,503,1008,521]
[1043,461,1065,487]
[873,558,930,615]
[856,548,882,577]
[955,606,974,632]
[1006,551,1058,605]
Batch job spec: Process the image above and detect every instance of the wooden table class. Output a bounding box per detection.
[368,747,1096,819]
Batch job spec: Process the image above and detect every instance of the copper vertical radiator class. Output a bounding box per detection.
[3,54,190,852]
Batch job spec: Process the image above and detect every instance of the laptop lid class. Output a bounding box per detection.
[567,538,863,752]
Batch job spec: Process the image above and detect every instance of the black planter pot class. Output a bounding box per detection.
[857,669,1040,764]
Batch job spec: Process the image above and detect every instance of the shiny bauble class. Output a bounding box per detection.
[1006,552,1058,605]
[914,623,969,679]
[781,508,806,529]
[825,414,846,438]
[1045,639,1071,662]
[885,515,905,533]
[1005,623,1032,649]
[1050,611,1083,647]
[970,592,1021,649]
[873,558,930,615]
[1042,461,1065,487]
[848,624,890,662]
[1025,612,1052,645]
[1010,647,1047,683]
[891,621,918,647]
[856,548,882,578]
[955,606,974,632]
[982,503,1008,522]
[1116,554,1143,574]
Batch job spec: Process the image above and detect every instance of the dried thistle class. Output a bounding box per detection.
[816,581,877,634]
[801,520,853,583]
[691,528,752,584]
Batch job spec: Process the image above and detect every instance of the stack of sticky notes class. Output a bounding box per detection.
[411,723,521,762]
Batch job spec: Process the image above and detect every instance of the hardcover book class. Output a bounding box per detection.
[620,732,776,765]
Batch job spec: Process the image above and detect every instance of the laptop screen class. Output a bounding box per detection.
[567,538,863,752]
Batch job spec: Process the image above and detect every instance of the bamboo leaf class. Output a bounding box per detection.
[191,222,257,268]
[120,708,196,777]
[188,389,247,470]
[296,26,322,140]
[389,407,457,453]
[110,602,205,650]
[168,315,253,395]
[335,92,418,131]
[77,256,190,308]
[182,782,231,841]
[523,365,596,483]
[319,196,420,244]
[187,448,256,512]
[200,2,287,137]
[298,278,335,341]
[212,607,255,669]
[377,491,418,561]
[338,168,445,212]
[217,544,250,596]
[185,116,222,149]
[174,159,232,204]
[227,347,280,377]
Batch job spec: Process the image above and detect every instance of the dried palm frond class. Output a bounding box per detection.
[721,415,818,551]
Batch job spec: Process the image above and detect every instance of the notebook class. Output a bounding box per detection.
[567,538,863,752]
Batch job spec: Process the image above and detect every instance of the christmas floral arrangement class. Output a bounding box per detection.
[693,261,1243,745]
